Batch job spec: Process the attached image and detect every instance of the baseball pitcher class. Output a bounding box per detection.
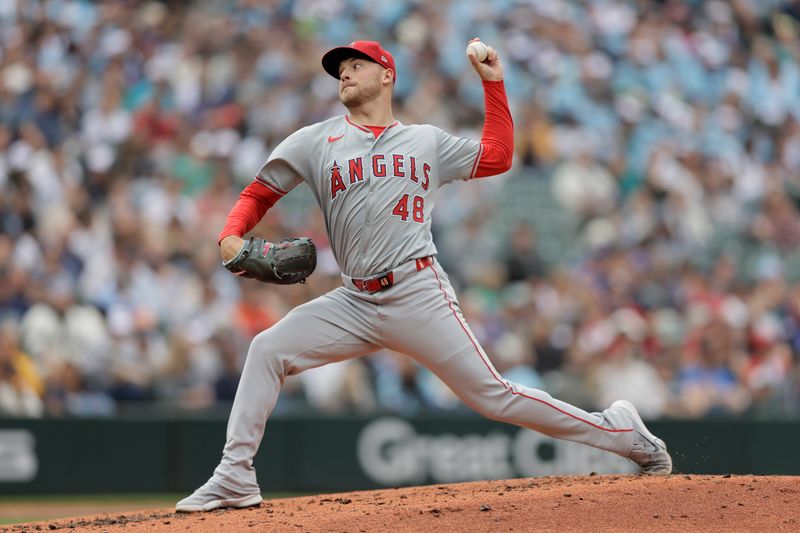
[176,38,672,513]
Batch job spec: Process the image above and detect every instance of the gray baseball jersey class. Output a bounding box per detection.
[253,116,481,277]
[208,115,639,495]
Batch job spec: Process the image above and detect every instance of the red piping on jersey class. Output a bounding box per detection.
[255,176,288,196]
[429,263,633,434]
[346,115,372,133]
[469,143,484,179]
[345,115,398,135]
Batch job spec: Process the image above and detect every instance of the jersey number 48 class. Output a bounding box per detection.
[391,194,425,223]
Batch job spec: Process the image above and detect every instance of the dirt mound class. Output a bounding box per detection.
[7,475,799,532]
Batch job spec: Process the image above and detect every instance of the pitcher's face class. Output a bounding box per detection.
[338,58,390,108]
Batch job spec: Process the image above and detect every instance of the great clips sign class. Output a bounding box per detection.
[356,417,636,486]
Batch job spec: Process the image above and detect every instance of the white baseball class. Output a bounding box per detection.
[467,41,488,62]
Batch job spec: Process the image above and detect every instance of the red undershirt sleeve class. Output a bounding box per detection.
[217,180,284,244]
[474,80,514,178]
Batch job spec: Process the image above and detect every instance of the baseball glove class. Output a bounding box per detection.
[223,237,317,284]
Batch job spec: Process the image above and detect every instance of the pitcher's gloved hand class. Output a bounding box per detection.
[223,237,317,284]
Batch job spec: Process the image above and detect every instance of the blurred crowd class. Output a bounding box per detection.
[2,0,800,420]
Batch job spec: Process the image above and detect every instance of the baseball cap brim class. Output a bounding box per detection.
[321,47,383,79]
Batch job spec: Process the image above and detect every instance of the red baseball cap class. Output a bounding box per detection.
[322,41,396,83]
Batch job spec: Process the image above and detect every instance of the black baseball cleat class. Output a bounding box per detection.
[611,400,673,475]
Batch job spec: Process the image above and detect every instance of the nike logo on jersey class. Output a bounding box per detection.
[328,135,345,143]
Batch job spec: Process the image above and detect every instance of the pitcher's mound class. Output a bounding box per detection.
[12,475,800,532]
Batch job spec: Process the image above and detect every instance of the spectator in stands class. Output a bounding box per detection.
[675,320,752,417]
[503,223,545,283]
[0,320,43,417]
[0,0,799,419]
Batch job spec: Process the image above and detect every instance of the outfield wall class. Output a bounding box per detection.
[0,416,797,494]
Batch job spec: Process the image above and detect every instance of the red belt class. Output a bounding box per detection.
[351,256,434,294]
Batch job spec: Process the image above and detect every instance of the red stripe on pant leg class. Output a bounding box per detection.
[429,264,632,434]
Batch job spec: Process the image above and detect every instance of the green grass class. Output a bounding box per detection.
[0,492,310,525]
[0,517,43,525]
[0,493,181,504]
[0,492,305,503]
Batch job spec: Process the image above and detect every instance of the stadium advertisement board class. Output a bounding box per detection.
[0,416,796,494]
